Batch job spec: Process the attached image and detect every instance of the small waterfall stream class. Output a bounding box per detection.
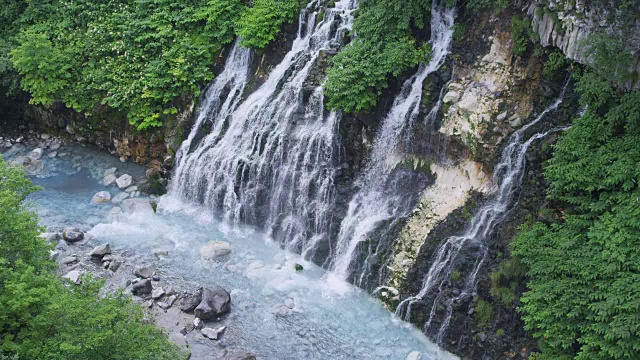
[395,81,570,343]
[328,1,455,286]
[171,0,356,257]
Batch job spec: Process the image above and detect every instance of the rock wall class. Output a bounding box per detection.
[525,0,640,88]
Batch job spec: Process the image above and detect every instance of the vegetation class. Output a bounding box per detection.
[464,0,507,12]
[324,0,432,113]
[475,299,494,329]
[3,0,300,130]
[513,70,640,359]
[0,159,184,359]
[510,16,537,56]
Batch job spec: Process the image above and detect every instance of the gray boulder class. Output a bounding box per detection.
[103,174,117,186]
[201,326,226,340]
[63,270,82,284]
[60,255,78,265]
[28,148,43,160]
[91,191,111,204]
[116,174,133,189]
[134,265,155,279]
[199,241,232,261]
[63,227,84,242]
[194,286,231,320]
[108,261,122,272]
[180,289,203,313]
[131,279,152,295]
[89,243,111,258]
[152,287,165,300]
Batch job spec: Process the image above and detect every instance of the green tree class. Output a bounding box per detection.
[513,81,640,359]
[0,159,185,359]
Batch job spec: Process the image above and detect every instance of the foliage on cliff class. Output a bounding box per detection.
[513,72,640,359]
[3,0,299,130]
[0,159,185,359]
[324,0,431,113]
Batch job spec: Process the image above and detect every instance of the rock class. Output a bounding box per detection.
[63,270,82,284]
[111,192,129,204]
[193,317,204,330]
[103,174,118,186]
[201,326,226,340]
[478,332,487,342]
[62,227,84,242]
[442,90,461,104]
[28,148,43,160]
[102,254,113,262]
[41,134,51,140]
[152,274,161,281]
[116,174,132,189]
[142,300,154,308]
[194,286,231,320]
[294,263,303,271]
[89,243,111,257]
[60,255,78,265]
[47,151,57,158]
[496,111,508,121]
[180,290,203,313]
[125,185,138,193]
[152,287,166,300]
[49,141,61,150]
[157,295,177,309]
[508,114,523,128]
[49,250,59,261]
[153,249,169,257]
[104,167,117,177]
[110,207,122,217]
[131,279,152,295]
[406,351,421,360]
[11,156,44,175]
[134,266,155,279]
[199,241,232,261]
[91,191,111,204]
[108,261,122,272]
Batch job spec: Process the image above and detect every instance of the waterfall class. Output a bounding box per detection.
[171,39,252,181]
[328,1,455,285]
[171,0,357,258]
[395,81,571,343]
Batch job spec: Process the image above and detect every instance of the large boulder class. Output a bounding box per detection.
[201,326,226,340]
[131,279,152,295]
[194,286,231,320]
[62,227,84,242]
[199,241,232,261]
[104,167,117,177]
[63,270,82,284]
[11,156,44,175]
[116,174,132,189]
[91,191,111,204]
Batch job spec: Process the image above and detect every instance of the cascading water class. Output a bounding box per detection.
[395,81,571,343]
[328,1,455,287]
[172,39,251,176]
[171,0,357,258]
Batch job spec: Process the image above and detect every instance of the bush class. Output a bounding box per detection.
[236,0,300,49]
[475,299,494,329]
[324,0,431,113]
[510,16,537,56]
[543,49,567,78]
[0,159,185,359]
[465,0,508,12]
[513,83,640,359]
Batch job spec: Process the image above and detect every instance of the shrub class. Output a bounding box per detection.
[475,299,494,328]
[236,0,300,49]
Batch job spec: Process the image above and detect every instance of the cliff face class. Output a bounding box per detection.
[526,0,640,88]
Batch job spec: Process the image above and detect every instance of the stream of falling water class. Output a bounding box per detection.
[395,81,570,343]
[327,0,455,288]
[171,0,356,259]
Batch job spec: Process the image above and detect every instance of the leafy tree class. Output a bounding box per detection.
[513,80,640,359]
[0,159,185,359]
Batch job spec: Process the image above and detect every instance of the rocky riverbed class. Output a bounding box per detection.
[1,134,457,360]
